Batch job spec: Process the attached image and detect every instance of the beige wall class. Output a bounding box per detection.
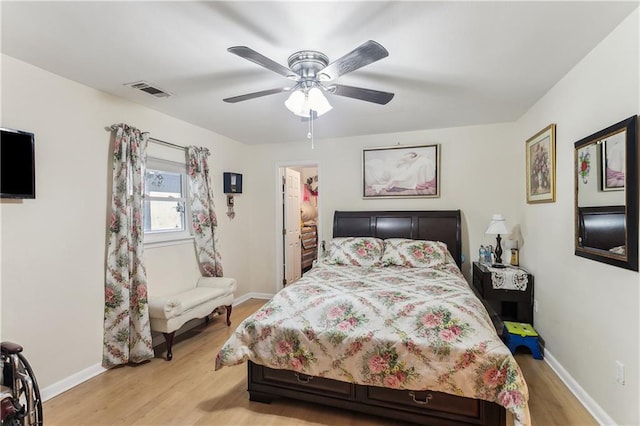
[0,55,252,389]
[247,124,521,295]
[516,9,639,425]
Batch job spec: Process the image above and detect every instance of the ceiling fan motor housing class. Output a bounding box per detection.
[287,51,329,80]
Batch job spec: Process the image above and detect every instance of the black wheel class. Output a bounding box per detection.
[19,352,43,425]
[2,353,43,426]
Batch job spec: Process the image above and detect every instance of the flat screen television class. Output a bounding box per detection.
[1,127,36,199]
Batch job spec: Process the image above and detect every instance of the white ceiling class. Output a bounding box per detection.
[1,1,637,145]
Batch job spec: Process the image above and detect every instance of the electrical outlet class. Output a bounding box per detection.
[534,299,539,313]
[616,360,625,385]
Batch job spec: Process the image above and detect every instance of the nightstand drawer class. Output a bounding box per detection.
[482,285,532,303]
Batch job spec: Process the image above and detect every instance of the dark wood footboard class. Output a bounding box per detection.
[247,362,506,426]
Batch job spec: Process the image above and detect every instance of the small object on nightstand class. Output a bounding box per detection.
[485,245,493,264]
[505,239,520,266]
[492,264,507,268]
[510,248,519,266]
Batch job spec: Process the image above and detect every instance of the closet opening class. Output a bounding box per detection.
[276,163,320,290]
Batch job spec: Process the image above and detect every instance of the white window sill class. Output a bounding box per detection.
[144,234,194,249]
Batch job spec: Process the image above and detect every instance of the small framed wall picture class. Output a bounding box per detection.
[223,172,243,194]
[526,124,556,203]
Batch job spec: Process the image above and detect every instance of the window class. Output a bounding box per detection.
[144,157,192,244]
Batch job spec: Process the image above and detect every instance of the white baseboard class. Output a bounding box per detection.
[42,294,274,401]
[544,349,616,425]
[41,362,106,402]
[234,292,273,304]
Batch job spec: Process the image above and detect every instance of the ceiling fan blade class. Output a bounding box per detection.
[223,87,289,103]
[330,84,394,105]
[319,40,389,81]
[228,46,298,80]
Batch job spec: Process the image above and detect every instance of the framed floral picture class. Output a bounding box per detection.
[363,144,440,198]
[526,124,556,203]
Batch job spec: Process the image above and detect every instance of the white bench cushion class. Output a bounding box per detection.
[149,287,225,320]
[148,276,237,336]
[197,276,237,293]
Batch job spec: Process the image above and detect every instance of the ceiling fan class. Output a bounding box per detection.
[223,40,394,118]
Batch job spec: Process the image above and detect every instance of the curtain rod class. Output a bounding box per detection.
[148,137,187,152]
[106,125,186,151]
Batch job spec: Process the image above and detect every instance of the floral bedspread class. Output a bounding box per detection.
[216,260,530,425]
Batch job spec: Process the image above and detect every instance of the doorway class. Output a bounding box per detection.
[276,162,320,290]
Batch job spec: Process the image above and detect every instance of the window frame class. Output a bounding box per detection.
[143,157,193,246]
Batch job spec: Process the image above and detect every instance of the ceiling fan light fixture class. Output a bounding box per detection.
[308,87,332,116]
[284,90,309,117]
[284,87,332,118]
[226,41,394,121]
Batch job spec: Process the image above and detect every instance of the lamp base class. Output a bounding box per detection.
[491,264,507,269]
[494,234,503,264]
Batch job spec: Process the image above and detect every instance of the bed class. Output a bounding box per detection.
[216,210,530,426]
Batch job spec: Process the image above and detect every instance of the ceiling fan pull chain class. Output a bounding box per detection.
[307,112,314,149]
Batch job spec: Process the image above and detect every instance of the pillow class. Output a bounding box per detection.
[300,201,317,222]
[381,238,449,268]
[324,237,384,267]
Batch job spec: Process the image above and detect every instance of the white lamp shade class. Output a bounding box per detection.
[285,87,332,118]
[307,87,332,116]
[284,90,309,117]
[485,214,509,235]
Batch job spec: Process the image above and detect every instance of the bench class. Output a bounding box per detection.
[148,276,236,360]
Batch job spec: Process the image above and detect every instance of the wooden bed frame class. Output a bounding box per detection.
[247,210,506,426]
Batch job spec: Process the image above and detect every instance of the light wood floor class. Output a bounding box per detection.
[44,299,597,425]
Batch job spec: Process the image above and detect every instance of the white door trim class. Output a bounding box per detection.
[284,167,302,285]
[274,160,321,294]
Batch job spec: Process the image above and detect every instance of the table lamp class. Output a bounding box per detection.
[485,214,509,266]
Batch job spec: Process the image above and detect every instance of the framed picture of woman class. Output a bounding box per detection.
[363,144,440,198]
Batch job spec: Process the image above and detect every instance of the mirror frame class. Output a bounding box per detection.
[574,115,638,271]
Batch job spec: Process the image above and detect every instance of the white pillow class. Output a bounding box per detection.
[324,237,384,267]
[381,238,449,268]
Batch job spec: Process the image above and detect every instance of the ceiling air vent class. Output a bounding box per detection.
[125,81,171,98]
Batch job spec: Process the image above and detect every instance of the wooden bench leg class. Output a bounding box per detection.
[162,332,175,361]
[225,305,232,326]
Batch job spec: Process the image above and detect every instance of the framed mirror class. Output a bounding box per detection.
[574,115,638,271]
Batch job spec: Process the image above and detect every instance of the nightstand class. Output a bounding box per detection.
[472,262,534,325]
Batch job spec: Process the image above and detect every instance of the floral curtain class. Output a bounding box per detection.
[187,146,224,277]
[103,124,154,367]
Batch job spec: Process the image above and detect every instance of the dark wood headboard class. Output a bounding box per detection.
[578,205,626,250]
[333,210,462,268]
